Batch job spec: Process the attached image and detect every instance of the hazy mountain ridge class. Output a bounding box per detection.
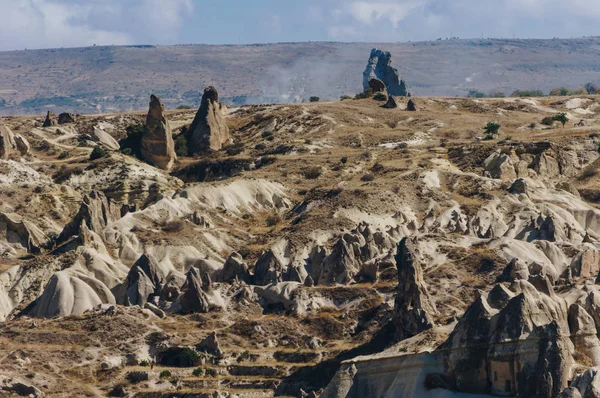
[1,37,600,115]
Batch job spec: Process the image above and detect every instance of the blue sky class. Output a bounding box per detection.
[1,0,600,51]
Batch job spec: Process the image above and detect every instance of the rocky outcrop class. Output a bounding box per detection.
[318,237,359,285]
[58,112,76,124]
[392,237,436,341]
[253,250,283,286]
[188,86,230,154]
[0,212,45,254]
[42,111,55,127]
[217,252,251,284]
[57,191,121,245]
[124,254,166,307]
[13,134,30,155]
[0,125,17,159]
[179,267,222,314]
[441,280,574,397]
[141,95,177,170]
[568,304,600,365]
[363,49,408,97]
[197,331,222,356]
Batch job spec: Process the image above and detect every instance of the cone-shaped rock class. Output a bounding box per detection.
[42,111,56,127]
[188,86,230,154]
[141,95,176,170]
[392,237,436,341]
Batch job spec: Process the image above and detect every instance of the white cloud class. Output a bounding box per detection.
[0,0,193,51]
[348,1,422,28]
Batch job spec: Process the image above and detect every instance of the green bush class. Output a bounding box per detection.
[174,134,188,157]
[309,96,320,102]
[159,370,172,379]
[192,367,203,377]
[549,87,573,96]
[355,88,374,99]
[58,151,69,159]
[467,89,485,98]
[541,116,554,126]
[340,157,348,164]
[121,147,132,155]
[205,368,217,377]
[361,173,376,182]
[90,146,107,160]
[303,167,322,180]
[483,122,501,138]
[118,124,144,159]
[373,92,388,101]
[340,95,352,101]
[139,360,149,367]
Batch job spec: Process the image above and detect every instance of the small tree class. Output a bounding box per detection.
[483,122,500,138]
[309,96,320,102]
[467,89,485,98]
[585,83,597,94]
[552,113,568,128]
[90,146,106,160]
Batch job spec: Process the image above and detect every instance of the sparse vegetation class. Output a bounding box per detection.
[303,167,322,180]
[159,370,172,379]
[161,220,185,233]
[361,173,376,182]
[511,89,544,97]
[340,95,352,101]
[541,116,555,126]
[192,367,203,377]
[355,88,374,99]
[205,368,217,377]
[266,214,282,227]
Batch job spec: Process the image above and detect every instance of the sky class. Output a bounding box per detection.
[1,0,600,51]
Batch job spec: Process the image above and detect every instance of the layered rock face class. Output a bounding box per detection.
[392,237,436,341]
[188,86,230,154]
[141,95,177,170]
[363,49,408,96]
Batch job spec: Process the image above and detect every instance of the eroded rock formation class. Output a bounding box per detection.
[141,95,176,170]
[392,237,436,341]
[188,86,230,154]
[363,49,408,97]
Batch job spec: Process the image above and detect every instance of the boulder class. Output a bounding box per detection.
[197,331,222,356]
[141,94,177,170]
[362,49,408,96]
[533,152,560,178]
[382,95,399,109]
[497,258,530,282]
[58,112,76,124]
[92,127,120,151]
[483,150,517,180]
[569,250,600,279]
[392,237,436,341]
[509,178,529,195]
[42,111,55,127]
[188,86,230,153]
[0,125,17,159]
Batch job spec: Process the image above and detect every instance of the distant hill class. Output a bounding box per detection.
[1,38,600,115]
